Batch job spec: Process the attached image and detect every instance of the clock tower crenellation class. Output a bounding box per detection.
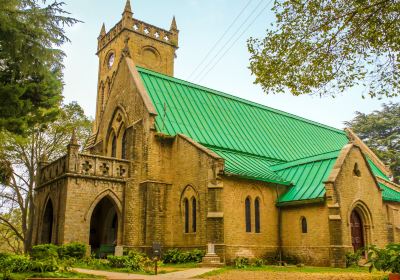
[94,0,178,132]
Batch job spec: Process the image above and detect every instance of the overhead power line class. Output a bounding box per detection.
[192,0,267,82]
[196,0,273,83]
[187,0,254,80]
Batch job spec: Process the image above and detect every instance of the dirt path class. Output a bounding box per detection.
[205,270,386,280]
[74,267,216,280]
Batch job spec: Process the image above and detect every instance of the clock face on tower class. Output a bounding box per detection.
[107,52,115,69]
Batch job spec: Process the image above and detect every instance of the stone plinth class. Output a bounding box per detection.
[200,243,224,267]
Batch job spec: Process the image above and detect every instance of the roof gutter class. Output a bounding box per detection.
[276,197,325,207]
[224,172,292,186]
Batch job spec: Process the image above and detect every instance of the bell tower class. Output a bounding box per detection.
[94,0,179,131]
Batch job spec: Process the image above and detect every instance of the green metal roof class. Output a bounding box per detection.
[378,182,400,203]
[272,151,340,205]
[136,66,395,204]
[209,147,291,185]
[138,67,349,163]
[367,157,390,180]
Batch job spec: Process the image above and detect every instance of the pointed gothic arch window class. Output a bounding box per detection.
[192,197,197,233]
[121,130,128,159]
[255,197,261,233]
[184,198,189,233]
[301,217,308,233]
[111,134,117,158]
[245,197,251,232]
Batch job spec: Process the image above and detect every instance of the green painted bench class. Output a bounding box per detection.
[97,244,115,258]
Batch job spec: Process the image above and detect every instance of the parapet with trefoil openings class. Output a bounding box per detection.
[37,153,130,189]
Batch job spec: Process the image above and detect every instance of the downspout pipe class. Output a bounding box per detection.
[275,184,283,264]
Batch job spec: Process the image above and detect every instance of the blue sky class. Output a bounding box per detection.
[61,0,399,129]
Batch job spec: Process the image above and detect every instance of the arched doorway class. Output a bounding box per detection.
[89,196,119,255]
[41,199,54,244]
[350,210,364,252]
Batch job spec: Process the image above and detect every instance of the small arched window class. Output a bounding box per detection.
[121,130,128,159]
[184,198,189,233]
[111,134,117,158]
[301,217,308,233]
[255,198,260,233]
[245,197,251,232]
[192,197,197,233]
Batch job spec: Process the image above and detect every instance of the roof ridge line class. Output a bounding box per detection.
[271,149,341,171]
[204,144,286,163]
[136,66,346,135]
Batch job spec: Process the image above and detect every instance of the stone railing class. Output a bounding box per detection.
[40,155,67,184]
[77,154,130,179]
[132,18,177,46]
[39,153,130,185]
[98,19,177,51]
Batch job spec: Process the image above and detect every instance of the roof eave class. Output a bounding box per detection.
[276,197,325,207]
[224,172,292,186]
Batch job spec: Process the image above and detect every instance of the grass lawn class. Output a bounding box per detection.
[199,265,389,280]
[8,271,102,280]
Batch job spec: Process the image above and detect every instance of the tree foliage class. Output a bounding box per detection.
[0,0,79,134]
[345,102,399,182]
[248,0,400,98]
[0,102,92,252]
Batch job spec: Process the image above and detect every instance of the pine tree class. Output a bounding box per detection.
[0,0,79,134]
[345,103,400,183]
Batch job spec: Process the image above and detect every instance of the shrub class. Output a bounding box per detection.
[107,251,151,272]
[30,257,59,273]
[0,254,32,278]
[234,257,249,269]
[253,258,264,267]
[31,244,59,260]
[186,249,205,263]
[107,256,126,268]
[7,255,31,273]
[162,249,180,264]
[282,254,300,265]
[162,249,205,264]
[368,244,400,274]
[345,250,362,267]
[58,243,86,259]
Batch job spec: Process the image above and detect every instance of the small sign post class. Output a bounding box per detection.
[152,242,161,275]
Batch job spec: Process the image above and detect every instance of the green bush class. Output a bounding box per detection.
[107,251,151,272]
[368,244,400,274]
[0,254,32,280]
[234,257,249,269]
[107,256,126,268]
[345,250,362,267]
[162,248,180,263]
[253,258,264,267]
[30,258,59,272]
[31,244,59,260]
[162,248,205,264]
[58,243,86,259]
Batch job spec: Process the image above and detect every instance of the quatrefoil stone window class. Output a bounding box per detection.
[82,161,93,175]
[99,162,110,176]
[117,165,126,177]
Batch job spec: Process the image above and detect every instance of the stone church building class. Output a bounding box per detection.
[32,1,400,267]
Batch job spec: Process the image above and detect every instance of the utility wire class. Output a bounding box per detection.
[187,0,254,80]
[196,0,273,83]
[192,0,266,82]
